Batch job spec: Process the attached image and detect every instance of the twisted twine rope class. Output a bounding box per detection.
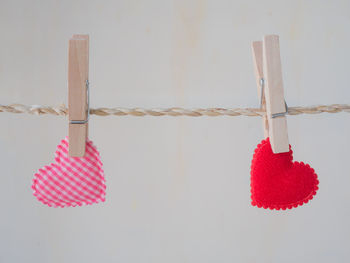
[1,104,350,117]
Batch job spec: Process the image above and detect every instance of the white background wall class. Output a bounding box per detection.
[1,0,350,262]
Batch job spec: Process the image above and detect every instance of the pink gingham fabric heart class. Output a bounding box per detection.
[32,137,106,207]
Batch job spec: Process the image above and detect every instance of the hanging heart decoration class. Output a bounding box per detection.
[250,138,319,210]
[32,137,106,207]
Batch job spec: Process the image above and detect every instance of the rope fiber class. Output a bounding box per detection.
[1,104,350,117]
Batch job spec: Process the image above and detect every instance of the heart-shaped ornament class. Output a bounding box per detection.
[32,137,106,207]
[250,138,319,210]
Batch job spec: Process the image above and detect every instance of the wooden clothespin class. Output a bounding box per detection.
[251,35,289,153]
[68,34,89,157]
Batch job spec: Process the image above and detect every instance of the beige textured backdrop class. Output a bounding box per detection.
[1,0,350,262]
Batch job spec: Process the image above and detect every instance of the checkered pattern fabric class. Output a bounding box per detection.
[32,137,106,207]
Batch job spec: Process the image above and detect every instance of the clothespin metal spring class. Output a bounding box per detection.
[70,80,90,125]
[259,77,288,119]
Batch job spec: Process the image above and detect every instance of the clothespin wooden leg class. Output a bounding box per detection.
[262,35,289,153]
[68,34,89,157]
[252,41,269,138]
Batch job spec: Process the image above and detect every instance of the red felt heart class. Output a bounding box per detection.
[250,138,319,210]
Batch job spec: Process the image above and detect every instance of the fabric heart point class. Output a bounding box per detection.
[250,138,319,210]
[32,137,106,208]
